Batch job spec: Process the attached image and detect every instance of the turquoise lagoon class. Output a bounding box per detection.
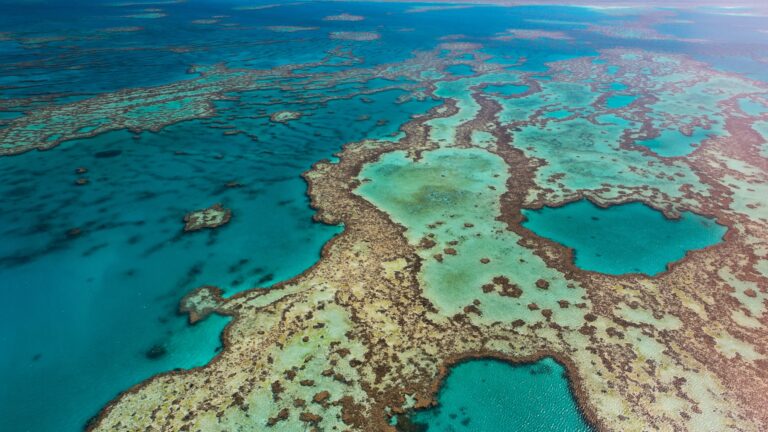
[605,94,637,109]
[401,358,592,432]
[446,64,476,77]
[739,97,768,116]
[485,84,529,95]
[522,200,726,276]
[637,127,715,157]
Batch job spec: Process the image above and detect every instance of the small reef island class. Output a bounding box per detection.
[0,1,767,432]
[183,203,232,232]
[269,110,302,123]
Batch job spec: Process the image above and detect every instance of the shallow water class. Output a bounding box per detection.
[636,127,714,157]
[522,200,726,275]
[605,94,637,109]
[446,64,475,77]
[485,83,529,95]
[402,358,592,432]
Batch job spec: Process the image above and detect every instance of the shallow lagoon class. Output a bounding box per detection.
[485,83,529,95]
[522,200,726,275]
[402,358,592,432]
[637,127,714,157]
[605,94,637,109]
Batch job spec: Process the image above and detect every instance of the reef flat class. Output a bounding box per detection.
[2,2,768,431]
[88,42,768,431]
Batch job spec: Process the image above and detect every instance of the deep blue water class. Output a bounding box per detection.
[522,200,726,275]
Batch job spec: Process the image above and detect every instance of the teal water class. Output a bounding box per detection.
[609,82,628,91]
[446,64,475,77]
[485,83,529,95]
[738,97,768,116]
[637,127,714,157]
[522,200,726,275]
[401,358,592,432]
[605,94,637,109]
[544,109,572,119]
[756,120,768,158]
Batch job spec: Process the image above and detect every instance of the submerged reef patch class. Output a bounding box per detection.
[330,31,381,41]
[269,110,302,123]
[323,13,365,21]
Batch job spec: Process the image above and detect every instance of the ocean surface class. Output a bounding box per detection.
[1,1,766,431]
